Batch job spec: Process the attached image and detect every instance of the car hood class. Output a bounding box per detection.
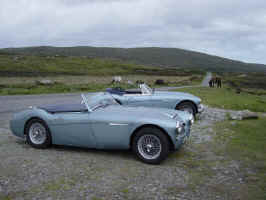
[154,91,201,103]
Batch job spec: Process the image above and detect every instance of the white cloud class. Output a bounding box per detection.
[0,0,266,64]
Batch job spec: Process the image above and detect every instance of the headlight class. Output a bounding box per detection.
[189,114,194,124]
[176,121,185,133]
[198,104,204,113]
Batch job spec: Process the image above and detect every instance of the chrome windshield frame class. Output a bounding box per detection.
[81,93,92,112]
[81,92,119,112]
[140,83,153,95]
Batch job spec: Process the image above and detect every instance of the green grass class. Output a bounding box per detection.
[221,72,266,94]
[1,46,266,72]
[175,86,266,112]
[0,82,137,95]
[0,74,203,95]
[0,54,204,95]
[0,55,201,77]
[214,117,266,199]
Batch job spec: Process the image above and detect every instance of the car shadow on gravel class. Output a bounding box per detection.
[54,144,132,156]
[13,136,184,165]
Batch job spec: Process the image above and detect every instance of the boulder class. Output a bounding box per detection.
[127,80,134,85]
[230,110,258,120]
[155,79,165,85]
[35,80,55,86]
[238,74,247,78]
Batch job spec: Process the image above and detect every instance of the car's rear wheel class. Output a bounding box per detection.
[25,119,51,149]
[177,102,196,116]
[132,127,170,164]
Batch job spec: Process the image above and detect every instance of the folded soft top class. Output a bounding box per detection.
[106,88,141,95]
[39,104,87,114]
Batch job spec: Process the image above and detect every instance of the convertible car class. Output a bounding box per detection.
[10,93,193,164]
[106,84,204,117]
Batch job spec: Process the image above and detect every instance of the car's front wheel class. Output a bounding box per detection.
[177,102,196,117]
[25,119,52,149]
[132,127,170,164]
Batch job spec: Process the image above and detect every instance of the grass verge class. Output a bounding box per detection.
[0,74,203,95]
[214,117,266,200]
[0,83,135,95]
[175,86,266,112]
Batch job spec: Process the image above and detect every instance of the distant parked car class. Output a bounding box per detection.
[10,93,193,164]
[106,83,204,117]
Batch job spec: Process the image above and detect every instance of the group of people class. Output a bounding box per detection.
[209,76,222,88]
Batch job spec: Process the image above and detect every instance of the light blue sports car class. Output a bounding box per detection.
[106,83,204,117]
[10,93,193,164]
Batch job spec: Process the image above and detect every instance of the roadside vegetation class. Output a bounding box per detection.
[0,54,204,77]
[0,74,202,95]
[174,74,266,199]
[213,117,266,199]
[175,86,266,112]
[0,54,203,95]
[222,72,266,95]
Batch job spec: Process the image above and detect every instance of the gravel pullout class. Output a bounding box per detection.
[0,105,253,200]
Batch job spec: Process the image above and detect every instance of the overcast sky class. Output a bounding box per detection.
[1,0,266,64]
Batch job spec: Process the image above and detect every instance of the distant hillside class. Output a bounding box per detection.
[1,46,266,72]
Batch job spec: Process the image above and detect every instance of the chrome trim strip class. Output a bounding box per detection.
[109,123,128,126]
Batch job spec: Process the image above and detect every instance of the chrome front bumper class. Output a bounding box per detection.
[175,121,191,148]
[197,104,204,113]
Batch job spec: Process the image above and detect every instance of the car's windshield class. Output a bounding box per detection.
[140,83,153,95]
[82,92,119,112]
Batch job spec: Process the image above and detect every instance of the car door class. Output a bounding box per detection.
[124,94,153,107]
[151,95,173,109]
[89,109,131,149]
[49,112,96,148]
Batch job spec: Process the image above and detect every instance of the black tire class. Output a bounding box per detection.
[25,118,52,149]
[177,102,196,116]
[132,127,170,164]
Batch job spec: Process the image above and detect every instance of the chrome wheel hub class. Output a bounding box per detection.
[29,123,47,145]
[137,134,162,160]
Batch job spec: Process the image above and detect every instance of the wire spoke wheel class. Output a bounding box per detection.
[29,122,47,145]
[137,134,162,160]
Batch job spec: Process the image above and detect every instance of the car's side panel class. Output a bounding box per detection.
[89,111,131,149]
[125,95,153,107]
[48,112,96,148]
[111,92,195,111]
[10,108,54,138]
[88,106,182,149]
[151,95,181,109]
